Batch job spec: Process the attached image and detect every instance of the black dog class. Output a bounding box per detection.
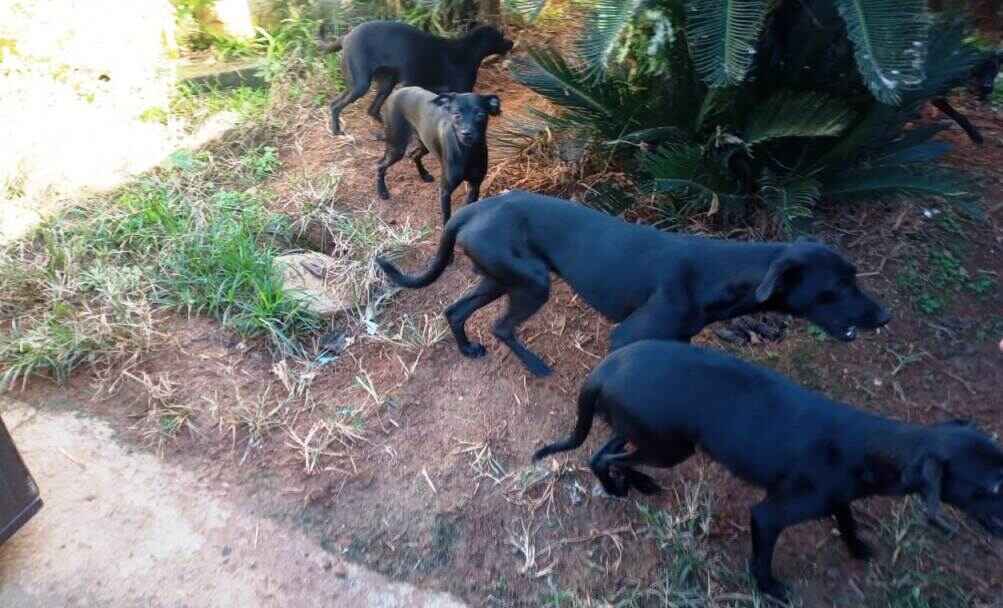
[535,340,1003,599]
[323,21,512,136]
[376,191,890,377]
[932,50,1002,145]
[377,87,500,224]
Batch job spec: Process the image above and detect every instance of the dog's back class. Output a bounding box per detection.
[590,341,904,490]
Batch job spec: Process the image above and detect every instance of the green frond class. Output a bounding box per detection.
[509,46,617,121]
[744,91,856,144]
[823,165,977,208]
[646,144,745,211]
[504,0,549,22]
[578,0,648,75]
[903,13,985,104]
[759,171,820,236]
[834,0,932,105]
[686,0,769,87]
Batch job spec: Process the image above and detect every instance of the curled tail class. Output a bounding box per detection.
[376,215,463,288]
[532,380,600,461]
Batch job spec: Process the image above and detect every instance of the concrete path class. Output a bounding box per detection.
[0,398,466,608]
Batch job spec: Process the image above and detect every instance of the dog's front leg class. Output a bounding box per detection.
[464,180,481,205]
[439,177,461,225]
[917,458,958,535]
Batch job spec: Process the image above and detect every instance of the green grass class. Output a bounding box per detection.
[170,84,271,125]
[896,244,997,316]
[239,145,281,181]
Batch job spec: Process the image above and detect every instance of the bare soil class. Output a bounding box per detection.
[9,58,1003,607]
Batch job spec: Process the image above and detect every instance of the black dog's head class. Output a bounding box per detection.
[432,92,501,147]
[463,24,514,58]
[970,51,1002,101]
[926,421,1003,537]
[755,238,890,341]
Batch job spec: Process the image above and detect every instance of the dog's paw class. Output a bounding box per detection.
[623,469,662,495]
[378,190,391,201]
[460,343,487,358]
[419,173,435,183]
[847,538,874,561]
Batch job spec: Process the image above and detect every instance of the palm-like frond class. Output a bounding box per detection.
[504,0,549,22]
[901,12,984,105]
[646,144,745,211]
[578,0,648,76]
[823,165,976,206]
[743,91,855,144]
[760,171,820,236]
[686,0,769,87]
[834,0,931,105]
[510,47,617,120]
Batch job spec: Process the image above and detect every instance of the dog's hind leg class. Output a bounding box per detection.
[589,435,628,496]
[598,442,694,496]
[329,71,372,136]
[409,143,435,182]
[444,277,505,358]
[376,144,407,200]
[833,504,873,560]
[491,262,552,377]
[367,72,399,124]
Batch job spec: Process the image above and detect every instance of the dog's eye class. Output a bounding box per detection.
[816,290,837,305]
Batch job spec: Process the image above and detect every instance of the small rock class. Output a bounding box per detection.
[274,252,360,318]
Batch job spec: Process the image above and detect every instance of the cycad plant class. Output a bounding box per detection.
[509,0,983,232]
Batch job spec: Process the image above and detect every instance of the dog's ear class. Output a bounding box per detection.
[432,93,455,108]
[484,95,501,116]
[755,255,799,304]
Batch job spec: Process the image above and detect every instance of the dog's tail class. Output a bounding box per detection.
[376,214,464,289]
[317,21,343,53]
[532,380,600,461]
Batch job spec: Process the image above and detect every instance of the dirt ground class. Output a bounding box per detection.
[4,54,1003,607]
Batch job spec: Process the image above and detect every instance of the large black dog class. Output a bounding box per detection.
[535,340,1003,599]
[377,87,500,224]
[376,191,890,377]
[323,21,512,136]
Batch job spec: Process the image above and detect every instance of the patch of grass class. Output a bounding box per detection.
[896,246,995,316]
[138,106,169,125]
[158,190,321,353]
[0,310,109,389]
[170,84,270,125]
[871,500,973,608]
[239,145,281,181]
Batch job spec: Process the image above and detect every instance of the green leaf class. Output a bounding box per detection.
[823,165,976,206]
[504,0,549,22]
[686,0,769,87]
[646,144,746,211]
[578,0,649,75]
[759,171,820,236]
[509,46,615,121]
[834,0,932,105]
[744,91,855,144]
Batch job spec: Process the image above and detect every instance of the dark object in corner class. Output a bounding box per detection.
[0,414,42,545]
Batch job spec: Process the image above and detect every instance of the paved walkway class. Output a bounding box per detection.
[0,398,465,607]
